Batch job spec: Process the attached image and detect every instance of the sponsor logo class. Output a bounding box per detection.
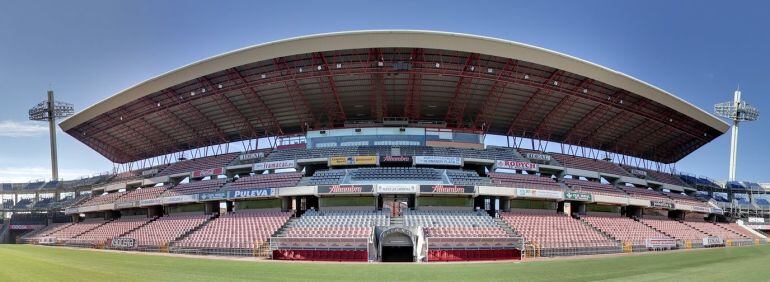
[419,185,474,194]
[377,184,416,194]
[228,188,274,199]
[525,153,552,162]
[748,217,765,223]
[111,237,137,248]
[645,238,677,249]
[414,156,462,166]
[10,225,43,230]
[495,160,539,171]
[115,201,138,209]
[318,185,373,194]
[516,188,563,199]
[191,167,224,178]
[238,152,265,161]
[139,198,162,206]
[162,194,198,204]
[253,160,296,171]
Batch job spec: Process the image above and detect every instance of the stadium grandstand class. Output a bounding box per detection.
[2,31,768,262]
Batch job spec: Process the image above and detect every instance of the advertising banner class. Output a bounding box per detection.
[645,238,677,249]
[328,156,378,166]
[495,160,539,171]
[317,185,374,194]
[419,185,475,194]
[139,198,162,207]
[379,156,413,165]
[227,188,275,199]
[111,237,137,248]
[650,201,675,209]
[564,191,593,201]
[114,201,138,209]
[161,194,199,204]
[191,167,224,178]
[376,184,417,194]
[10,225,43,230]
[702,237,725,247]
[198,191,227,201]
[141,168,158,176]
[691,205,710,213]
[525,152,552,162]
[516,188,563,199]
[414,156,462,166]
[239,152,265,161]
[630,169,648,178]
[748,217,765,223]
[64,207,79,214]
[253,160,296,171]
[38,237,56,244]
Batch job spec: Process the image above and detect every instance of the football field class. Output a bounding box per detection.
[0,244,768,281]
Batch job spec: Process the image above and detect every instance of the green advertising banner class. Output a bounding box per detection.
[564,191,593,201]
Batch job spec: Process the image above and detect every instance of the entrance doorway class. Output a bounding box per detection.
[380,231,414,262]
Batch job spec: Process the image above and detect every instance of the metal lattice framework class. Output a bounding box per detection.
[59,31,729,164]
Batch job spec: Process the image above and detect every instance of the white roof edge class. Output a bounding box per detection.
[60,30,730,133]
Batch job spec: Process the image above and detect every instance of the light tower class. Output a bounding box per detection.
[714,88,759,181]
[28,90,74,181]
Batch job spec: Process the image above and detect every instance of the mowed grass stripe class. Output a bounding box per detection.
[0,244,768,282]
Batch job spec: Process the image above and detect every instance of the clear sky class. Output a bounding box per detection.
[0,0,768,183]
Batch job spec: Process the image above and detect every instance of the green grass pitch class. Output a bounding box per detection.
[0,244,768,281]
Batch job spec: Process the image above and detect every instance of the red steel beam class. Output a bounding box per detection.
[270,59,316,131]
[312,52,346,127]
[226,67,285,136]
[533,78,594,136]
[506,69,565,136]
[471,59,518,132]
[403,48,424,120]
[444,53,480,127]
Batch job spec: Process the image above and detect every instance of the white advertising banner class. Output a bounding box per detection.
[414,156,462,166]
[253,160,296,171]
[515,188,563,200]
[376,184,417,194]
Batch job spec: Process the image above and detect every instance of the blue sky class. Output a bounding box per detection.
[0,0,768,183]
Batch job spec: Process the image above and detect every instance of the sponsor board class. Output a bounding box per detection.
[253,160,296,171]
[318,185,374,194]
[645,238,677,249]
[749,224,770,230]
[710,207,724,215]
[525,152,552,162]
[379,156,413,164]
[111,237,137,248]
[413,156,462,166]
[227,188,275,199]
[703,237,725,247]
[328,156,378,166]
[161,194,199,204]
[630,169,648,178]
[198,191,227,201]
[141,168,158,176]
[139,198,162,206]
[115,201,138,209]
[238,152,265,161]
[516,188,563,199]
[38,237,56,244]
[650,201,675,209]
[64,207,79,214]
[564,191,593,201]
[419,185,475,194]
[191,167,224,178]
[376,184,417,194]
[495,160,539,171]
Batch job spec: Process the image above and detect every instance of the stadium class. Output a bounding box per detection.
[1,30,769,278]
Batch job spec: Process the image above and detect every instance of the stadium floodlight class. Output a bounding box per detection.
[714,88,759,181]
[28,90,74,181]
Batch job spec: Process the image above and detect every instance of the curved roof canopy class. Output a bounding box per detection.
[61,30,729,164]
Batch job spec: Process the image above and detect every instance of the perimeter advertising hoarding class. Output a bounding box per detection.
[191,167,224,178]
[328,156,378,166]
[645,238,677,249]
[111,237,137,248]
[253,160,296,171]
[516,188,563,199]
[703,237,725,247]
[495,160,539,171]
[227,188,275,199]
[318,185,374,194]
[413,156,462,166]
[419,185,475,194]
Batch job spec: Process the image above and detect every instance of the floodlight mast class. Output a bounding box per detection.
[28,90,74,181]
[714,88,760,181]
